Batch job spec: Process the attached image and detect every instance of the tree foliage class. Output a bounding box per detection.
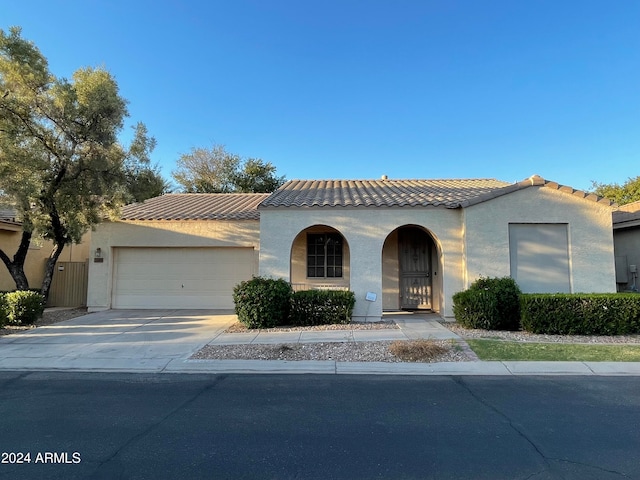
[591,176,640,205]
[0,26,158,298]
[234,158,286,193]
[126,162,172,203]
[172,144,285,193]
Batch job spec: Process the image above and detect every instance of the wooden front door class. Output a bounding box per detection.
[398,228,432,309]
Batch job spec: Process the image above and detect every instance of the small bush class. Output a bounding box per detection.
[521,293,640,335]
[452,276,521,330]
[389,339,449,362]
[233,277,292,329]
[289,289,356,326]
[5,290,45,325]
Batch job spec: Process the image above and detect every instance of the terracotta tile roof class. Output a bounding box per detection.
[460,175,617,208]
[121,193,269,221]
[0,208,19,222]
[613,200,640,227]
[119,175,618,220]
[618,200,640,213]
[259,179,511,209]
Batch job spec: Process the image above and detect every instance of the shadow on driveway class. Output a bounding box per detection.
[0,309,237,372]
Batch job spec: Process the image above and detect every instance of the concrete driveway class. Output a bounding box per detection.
[0,309,237,372]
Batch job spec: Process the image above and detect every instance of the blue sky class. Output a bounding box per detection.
[3,0,639,191]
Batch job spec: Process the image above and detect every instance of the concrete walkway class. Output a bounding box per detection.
[0,309,639,376]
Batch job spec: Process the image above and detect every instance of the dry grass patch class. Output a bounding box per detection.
[389,339,449,362]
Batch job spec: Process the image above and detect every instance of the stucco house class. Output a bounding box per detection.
[0,209,91,305]
[613,200,640,292]
[87,174,617,321]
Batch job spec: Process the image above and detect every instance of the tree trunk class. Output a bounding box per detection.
[40,240,65,303]
[0,230,32,291]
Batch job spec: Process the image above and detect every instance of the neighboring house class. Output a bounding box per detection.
[0,209,91,305]
[613,200,640,292]
[87,175,617,320]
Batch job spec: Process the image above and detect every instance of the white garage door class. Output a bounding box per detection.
[112,247,255,309]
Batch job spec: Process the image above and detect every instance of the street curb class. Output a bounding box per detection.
[2,360,640,376]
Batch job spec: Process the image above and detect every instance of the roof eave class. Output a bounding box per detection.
[0,220,22,232]
[614,219,640,230]
[460,175,616,209]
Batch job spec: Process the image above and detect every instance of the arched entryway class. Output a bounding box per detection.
[382,225,441,311]
[289,225,350,291]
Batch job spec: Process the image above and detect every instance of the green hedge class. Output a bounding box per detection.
[232,278,357,329]
[233,277,293,329]
[452,277,521,331]
[520,293,640,335]
[290,290,356,326]
[4,290,45,325]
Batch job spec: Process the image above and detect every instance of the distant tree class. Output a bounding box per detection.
[172,144,285,193]
[591,176,640,205]
[126,163,172,203]
[233,158,286,193]
[172,145,239,193]
[0,26,156,299]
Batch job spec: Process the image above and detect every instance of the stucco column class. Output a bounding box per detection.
[258,215,291,282]
[345,232,383,322]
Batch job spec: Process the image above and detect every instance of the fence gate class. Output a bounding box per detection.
[47,261,88,307]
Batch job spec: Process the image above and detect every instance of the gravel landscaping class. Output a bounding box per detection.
[196,320,471,363]
[224,320,399,333]
[446,323,640,344]
[192,340,469,363]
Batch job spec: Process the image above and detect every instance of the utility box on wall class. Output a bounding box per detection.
[615,256,629,284]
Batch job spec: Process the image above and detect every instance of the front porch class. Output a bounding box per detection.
[259,211,455,321]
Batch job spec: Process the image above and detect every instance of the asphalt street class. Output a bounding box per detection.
[0,372,638,479]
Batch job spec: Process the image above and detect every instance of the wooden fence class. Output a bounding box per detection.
[47,261,88,307]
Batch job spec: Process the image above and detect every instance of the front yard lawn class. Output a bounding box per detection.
[467,339,640,362]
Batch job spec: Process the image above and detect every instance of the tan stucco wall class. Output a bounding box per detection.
[463,187,616,293]
[259,207,464,319]
[0,230,90,291]
[381,230,399,309]
[613,226,640,291]
[87,219,260,311]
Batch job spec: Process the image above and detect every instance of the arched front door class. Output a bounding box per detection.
[398,227,432,309]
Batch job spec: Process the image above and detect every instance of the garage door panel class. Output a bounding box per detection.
[112,247,254,309]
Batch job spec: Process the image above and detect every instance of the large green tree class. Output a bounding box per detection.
[591,176,640,205]
[0,26,158,299]
[172,144,285,193]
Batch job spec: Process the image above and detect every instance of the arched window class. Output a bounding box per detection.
[307,233,343,278]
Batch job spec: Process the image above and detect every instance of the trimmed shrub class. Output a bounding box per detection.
[5,290,45,325]
[289,289,356,326]
[452,276,521,330]
[233,277,292,329]
[521,293,640,335]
